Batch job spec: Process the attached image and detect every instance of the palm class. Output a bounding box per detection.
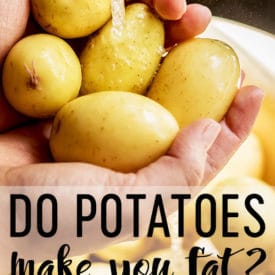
[0,86,263,189]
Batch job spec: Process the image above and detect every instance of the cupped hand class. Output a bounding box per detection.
[0,85,263,266]
[1,85,263,188]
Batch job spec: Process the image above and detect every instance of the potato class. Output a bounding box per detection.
[32,254,92,274]
[202,177,275,274]
[31,0,111,39]
[89,262,121,274]
[94,238,154,264]
[147,38,241,128]
[80,3,164,95]
[49,91,179,172]
[143,247,219,274]
[2,34,82,118]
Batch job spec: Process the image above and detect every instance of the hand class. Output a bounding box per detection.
[0,0,263,269]
[141,0,212,46]
[1,86,263,187]
[0,85,263,267]
[0,0,211,131]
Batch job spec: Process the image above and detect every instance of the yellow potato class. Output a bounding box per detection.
[31,0,111,38]
[147,38,241,128]
[143,248,189,274]
[2,34,81,118]
[32,254,92,274]
[150,227,172,248]
[34,260,119,275]
[142,247,218,274]
[80,3,164,95]
[94,238,154,264]
[89,262,121,274]
[202,177,275,274]
[49,91,179,172]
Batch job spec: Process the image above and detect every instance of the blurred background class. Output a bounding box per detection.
[187,0,275,34]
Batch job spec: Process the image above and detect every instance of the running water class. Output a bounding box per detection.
[111,0,126,37]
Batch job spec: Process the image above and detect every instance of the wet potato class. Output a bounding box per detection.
[50,91,179,172]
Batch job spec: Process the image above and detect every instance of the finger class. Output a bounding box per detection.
[127,0,186,20]
[0,121,52,166]
[1,162,134,264]
[153,0,187,20]
[165,4,211,47]
[0,0,30,66]
[3,119,221,187]
[0,0,30,130]
[0,87,29,132]
[204,86,264,182]
[3,162,130,187]
[136,118,221,187]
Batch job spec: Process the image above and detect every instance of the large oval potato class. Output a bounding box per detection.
[49,91,179,172]
[147,38,241,128]
[80,3,165,95]
[31,0,111,39]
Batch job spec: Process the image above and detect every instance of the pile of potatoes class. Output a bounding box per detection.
[2,0,241,172]
[3,1,275,274]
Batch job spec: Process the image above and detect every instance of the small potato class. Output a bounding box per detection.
[80,3,165,95]
[31,0,111,38]
[147,38,241,128]
[2,33,82,118]
[50,91,179,172]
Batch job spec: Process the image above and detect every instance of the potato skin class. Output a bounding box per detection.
[31,0,111,38]
[49,91,179,172]
[80,3,165,95]
[2,34,82,118]
[147,38,241,128]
